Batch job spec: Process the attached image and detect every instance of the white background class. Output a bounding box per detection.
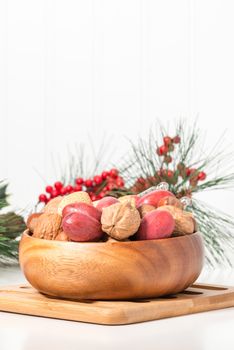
[0,0,234,215]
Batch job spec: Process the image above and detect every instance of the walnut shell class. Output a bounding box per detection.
[43,196,63,214]
[33,213,62,240]
[106,236,130,243]
[157,205,195,235]
[138,204,156,218]
[101,201,141,240]
[27,213,42,233]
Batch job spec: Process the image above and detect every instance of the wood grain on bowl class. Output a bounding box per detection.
[19,230,204,300]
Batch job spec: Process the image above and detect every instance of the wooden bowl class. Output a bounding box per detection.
[19,230,204,300]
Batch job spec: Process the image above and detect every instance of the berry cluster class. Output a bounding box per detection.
[178,164,206,187]
[156,135,181,162]
[38,168,124,204]
[156,135,206,185]
[131,134,207,194]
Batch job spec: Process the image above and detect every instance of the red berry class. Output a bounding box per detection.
[101,171,109,180]
[66,185,73,193]
[157,145,168,156]
[50,189,59,198]
[94,175,102,185]
[173,135,181,144]
[84,179,93,188]
[167,170,174,178]
[186,168,195,177]
[60,187,67,195]
[109,168,118,178]
[74,184,82,191]
[116,177,124,187]
[105,183,114,191]
[45,186,53,194]
[39,194,48,203]
[198,171,206,181]
[99,191,105,199]
[90,194,97,201]
[163,136,172,146]
[75,177,83,185]
[54,181,63,190]
[137,177,145,184]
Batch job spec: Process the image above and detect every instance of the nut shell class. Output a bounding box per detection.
[101,201,141,240]
[58,192,92,215]
[26,213,42,233]
[55,231,70,241]
[157,205,195,235]
[158,196,183,209]
[33,213,62,240]
[138,204,156,218]
[43,196,63,214]
[119,195,138,206]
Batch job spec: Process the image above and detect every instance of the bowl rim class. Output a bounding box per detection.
[21,229,202,247]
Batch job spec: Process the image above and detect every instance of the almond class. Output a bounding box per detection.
[118,195,137,206]
[43,196,63,214]
[58,192,92,215]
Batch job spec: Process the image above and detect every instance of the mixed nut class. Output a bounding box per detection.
[26,189,197,242]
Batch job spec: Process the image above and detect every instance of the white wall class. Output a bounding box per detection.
[0,0,234,214]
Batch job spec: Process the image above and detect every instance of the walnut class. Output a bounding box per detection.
[106,236,130,243]
[138,204,156,218]
[32,213,62,240]
[27,213,42,233]
[101,201,141,240]
[157,205,195,235]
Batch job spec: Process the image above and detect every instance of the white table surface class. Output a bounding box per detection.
[0,266,234,350]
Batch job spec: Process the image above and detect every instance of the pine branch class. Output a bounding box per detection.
[192,199,234,267]
[0,181,26,262]
[117,119,234,266]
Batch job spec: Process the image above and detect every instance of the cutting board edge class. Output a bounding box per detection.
[0,283,234,325]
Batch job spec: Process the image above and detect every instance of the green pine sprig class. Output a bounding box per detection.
[0,181,26,262]
[117,120,234,266]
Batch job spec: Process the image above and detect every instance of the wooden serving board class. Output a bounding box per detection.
[0,283,233,325]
